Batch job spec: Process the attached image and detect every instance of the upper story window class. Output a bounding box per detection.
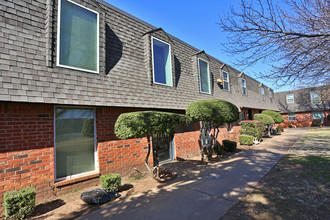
[261,87,265,100]
[269,91,273,103]
[198,58,211,94]
[310,91,321,105]
[286,94,294,104]
[242,79,247,95]
[152,37,173,86]
[57,0,99,73]
[222,72,230,91]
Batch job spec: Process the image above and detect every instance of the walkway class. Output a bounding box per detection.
[80,128,307,220]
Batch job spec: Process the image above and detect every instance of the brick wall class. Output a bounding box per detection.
[280,112,313,127]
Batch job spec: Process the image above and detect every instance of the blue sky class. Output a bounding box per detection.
[105,0,293,92]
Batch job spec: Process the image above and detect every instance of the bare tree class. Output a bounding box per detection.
[219,0,330,87]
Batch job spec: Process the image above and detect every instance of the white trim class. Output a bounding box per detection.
[56,0,100,74]
[222,71,230,91]
[54,106,98,182]
[261,87,265,101]
[151,36,173,86]
[288,112,296,121]
[269,90,273,103]
[197,58,211,94]
[286,94,294,104]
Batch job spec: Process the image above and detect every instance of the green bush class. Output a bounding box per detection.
[240,121,264,139]
[81,119,94,137]
[222,140,237,152]
[213,143,223,155]
[239,135,254,145]
[262,110,284,124]
[277,126,284,133]
[254,114,274,126]
[312,119,322,127]
[100,174,121,192]
[3,187,36,219]
[288,124,293,128]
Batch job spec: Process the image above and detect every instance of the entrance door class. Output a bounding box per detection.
[55,108,96,179]
[152,133,174,164]
[248,109,253,120]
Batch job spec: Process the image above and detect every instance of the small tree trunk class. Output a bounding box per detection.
[144,135,152,172]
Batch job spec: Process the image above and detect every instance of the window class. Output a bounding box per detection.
[313,111,323,123]
[152,38,173,86]
[261,87,265,100]
[286,94,294,104]
[57,0,99,73]
[55,107,96,180]
[241,112,246,121]
[222,72,230,91]
[288,113,296,121]
[198,59,210,94]
[242,79,247,95]
[269,91,273,103]
[310,91,321,105]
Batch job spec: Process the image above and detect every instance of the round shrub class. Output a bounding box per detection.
[254,114,274,126]
[240,121,264,139]
[239,135,254,145]
[262,110,284,124]
[100,174,122,192]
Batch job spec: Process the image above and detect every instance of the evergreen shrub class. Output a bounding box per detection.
[100,174,121,192]
[222,140,237,152]
[262,110,284,123]
[240,121,264,139]
[239,135,254,145]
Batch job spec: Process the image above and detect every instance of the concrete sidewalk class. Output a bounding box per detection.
[80,128,307,220]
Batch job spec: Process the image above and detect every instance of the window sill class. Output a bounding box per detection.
[54,172,100,187]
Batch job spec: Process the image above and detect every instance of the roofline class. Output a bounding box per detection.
[275,84,330,94]
[96,0,273,90]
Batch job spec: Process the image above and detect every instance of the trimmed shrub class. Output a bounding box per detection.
[81,119,94,137]
[3,187,36,219]
[223,140,237,152]
[239,135,254,145]
[262,110,284,124]
[277,126,284,133]
[213,143,223,155]
[100,174,121,192]
[312,119,322,127]
[254,114,274,126]
[288,124,293,128]
[240,121,264,139]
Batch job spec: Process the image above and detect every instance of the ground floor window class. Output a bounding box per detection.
[313,111,323,123]
[288,113,296,121]
[55,107,96,179]
[152,133,174,164]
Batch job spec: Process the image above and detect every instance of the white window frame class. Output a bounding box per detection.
[56,0,100,74]
[288,113,296,121]
[261,87,265,101]
[222,71,230,91]
[310,91,321,105]
[286,94,294,104]
[54,106,99,182]
[242,78,247,95]
[269,91,273,103]
[198,58,211,94]
[151,37,173,87]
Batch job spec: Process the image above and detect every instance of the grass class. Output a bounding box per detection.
[221,128,330,220]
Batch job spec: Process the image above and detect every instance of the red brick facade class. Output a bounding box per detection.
[0,101,243,203]
[279,110,330,127]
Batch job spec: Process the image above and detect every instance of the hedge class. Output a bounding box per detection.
[312,119,322,127]
[262,110,284,123]
[100,174,122,192]
[222,140,237,152]
[240,120,264,139]
[254,114,274,126]
[3,187,36,219]
[239,135,254,145]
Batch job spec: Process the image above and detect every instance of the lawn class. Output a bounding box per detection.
[221,128,330,220]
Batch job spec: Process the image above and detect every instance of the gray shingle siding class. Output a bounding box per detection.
[275,85,330,113]
[0,0,278,111]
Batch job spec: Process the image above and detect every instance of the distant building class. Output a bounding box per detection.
[275,85,330,127]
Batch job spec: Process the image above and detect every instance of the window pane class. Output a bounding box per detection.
[153,39,172,85]
[288,113,296,121]
[56,108,95,179]
[59,0,98,72]
[199,59,210,93]
[313,112,323,123]
[286,94,294,103]
[310,92,321,105]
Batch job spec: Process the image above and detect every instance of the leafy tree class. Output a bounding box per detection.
[186,99,239,159]
[115,111,188,173]
[254,114,275,125]
[219,0,330,87]
[262,110,284,124]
